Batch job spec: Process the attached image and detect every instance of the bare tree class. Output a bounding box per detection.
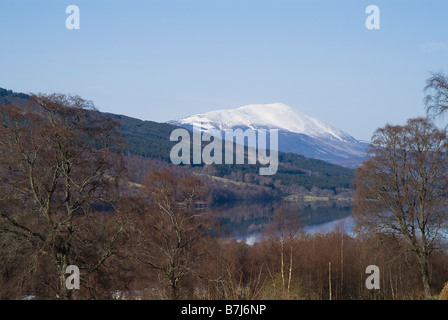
[129,170,212,299]
[424,72,448,118]
[353,117,448,298]
[0,94,127,299]
[263,203,303,298]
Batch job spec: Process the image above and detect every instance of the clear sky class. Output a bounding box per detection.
[1,0,447,141]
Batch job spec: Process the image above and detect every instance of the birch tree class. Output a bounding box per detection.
[353,117,448,298]
[130,170,211,299]
[0,94,127,299]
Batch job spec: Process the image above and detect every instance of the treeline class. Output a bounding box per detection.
[179,229,448,300]
[123,154,351,207]
[104,112,177,161]
[0,88,29,106]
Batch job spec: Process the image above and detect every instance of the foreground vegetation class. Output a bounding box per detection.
[1,72,448,300]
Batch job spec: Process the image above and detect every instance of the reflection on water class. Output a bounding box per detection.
[213,200,353,244]
[304,215,354,234]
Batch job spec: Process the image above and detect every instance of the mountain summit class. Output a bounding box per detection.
[169,103,369,168]
[172,103,354,142]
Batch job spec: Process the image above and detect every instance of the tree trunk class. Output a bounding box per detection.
[328,262,332,300]
[287,238,293,293]
[419,256,432,298]
[280,236,285,290]
[170,280,178,300]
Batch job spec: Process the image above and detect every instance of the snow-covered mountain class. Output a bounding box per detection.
[168,103,368,168]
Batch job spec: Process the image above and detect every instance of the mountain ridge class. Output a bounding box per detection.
[170,103,353,142]
[168,103,368,168]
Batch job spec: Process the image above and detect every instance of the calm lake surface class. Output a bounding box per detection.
[214,200,354,244]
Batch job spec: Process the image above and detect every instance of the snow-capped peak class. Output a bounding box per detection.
[171,103,351,141]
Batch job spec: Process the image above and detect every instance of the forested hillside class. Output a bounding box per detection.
[104,111,355,192]
[0,88,355,200]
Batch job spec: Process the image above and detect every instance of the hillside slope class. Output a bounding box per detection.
[0,88,355,194]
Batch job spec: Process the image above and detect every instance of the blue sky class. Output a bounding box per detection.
[1,0,447,141]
